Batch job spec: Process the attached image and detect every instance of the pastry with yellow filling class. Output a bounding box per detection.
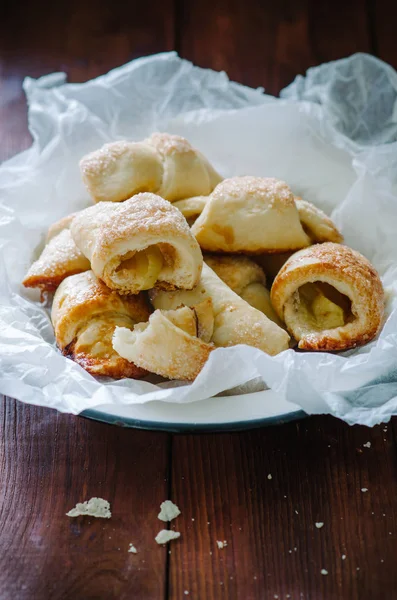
[52,271,150,378]
[150,263,290,356]
[204,254,283,327]
[80,133,222,203]
[173,196,208,226]
[23,213,90,292]
[271,243,385,351]
[191,176,311,253]
[70,193,203,295]
[113,304,214,381]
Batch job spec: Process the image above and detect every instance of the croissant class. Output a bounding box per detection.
[23,214,90,292]
[70,193,203,295]
[52,271,150,377]
[150,263,290,356]
[80,133,222,204]
[191,177,311,253]
[204,254,283,326]
[271,243,385,351]
[113,304,214,381]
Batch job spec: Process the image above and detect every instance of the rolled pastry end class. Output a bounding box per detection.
[71,193,203,295]
[271,243,385,351]
[52,271,150,378]
[112,306,214,381]
[294,198,343,244]
[80,141,164,203]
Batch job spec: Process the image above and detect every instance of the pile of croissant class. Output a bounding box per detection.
[23,133,385,381]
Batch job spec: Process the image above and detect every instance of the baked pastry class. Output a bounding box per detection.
[52,271,150,377]
[271,243,385,351]
[22,214,90,292]
[70,193,203,295]
[150,263,290,355]
[204,254,283,326]
[113,304,214,381]
[80,133,222,203]
[173,196,208,226]
[191,176,311,253]
[295,198,343,244]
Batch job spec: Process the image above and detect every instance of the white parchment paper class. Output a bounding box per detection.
[1,52,397,425]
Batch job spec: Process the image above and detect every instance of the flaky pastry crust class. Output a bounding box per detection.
[271,243,385,351]
[52,271,150,378]
[112,305,214,381]
[191,176,311,253]
[150,263,289,356]
[23,214,90,292]
[70,193,203,294]
[79,133,222,203]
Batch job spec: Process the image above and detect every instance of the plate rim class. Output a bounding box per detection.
[81,407,307,433]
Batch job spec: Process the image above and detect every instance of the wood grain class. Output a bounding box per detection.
[177,0,371,94]
[169,418,397,599]
[372,0,397,69]
[0,0,175,163]
[0,399,171,600]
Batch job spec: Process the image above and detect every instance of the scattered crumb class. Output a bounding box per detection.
[321,569,328,575]
[286,595,291,598]
[363,442,371,448]
[158,500,181,522]
[288,550,292,554]
[267,474,273,480]
[217,540,227,549]
[66,498,111,519]
[383,513,386,517]
[381,559,384,563]
[191,518,195,521]
[294,547,297,552]
[207,522,210,525]
[356,567,360,571]
[155,530,181,545]
[389,532,392,535]
[168,550,171,554]
[361,488,368,493]
[209,552,212,555]
[315,522,324,529]
[284,495,287,499]
[128,544,137,554]
[184,592,189,596]
[295,510,299,515]
[342,554,346,560]
[274,596,278,599]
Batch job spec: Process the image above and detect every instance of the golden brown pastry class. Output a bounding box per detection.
[150,263,290,356]
[204,254,283,326]
[271,243,385,351]
[52,271,150,378]
[112,304,214,381]
[23,214,90,292]
[191,176,310,253]
[70,193,203,295]
[173,196,208,226]
[294,198,343,244]
[80,133,222,203]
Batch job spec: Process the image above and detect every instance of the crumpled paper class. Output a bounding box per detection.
[0,51,396,426]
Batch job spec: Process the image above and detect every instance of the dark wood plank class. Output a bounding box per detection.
[170,417,397,599]
[171,4,397,598]
[0,1,174,597]
[0,0,175,163]
[372,0,397,69]
[0,398,170,600]
[177,0,371,94]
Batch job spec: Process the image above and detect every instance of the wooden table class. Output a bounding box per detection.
[1,1,396,598]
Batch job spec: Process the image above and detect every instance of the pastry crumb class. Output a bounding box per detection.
[363,442,371,448]
[66,497,111,519]
[321,569,328,575]
[155,530,180,545]
[128,544,137,554]
[267,474,273,480]
[158,500,181,522]
[361,488,368,492]
[217,540,227,549]
[342,554,346,560]
[315,522,324,529]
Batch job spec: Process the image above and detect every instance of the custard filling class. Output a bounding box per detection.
[115,245,164,290]
[297,282,352,331]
